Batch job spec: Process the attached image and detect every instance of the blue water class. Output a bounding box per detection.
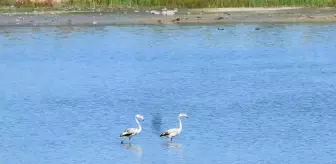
[1,23,336,164]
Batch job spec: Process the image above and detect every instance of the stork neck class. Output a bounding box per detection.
[178,117,182,133]
[136,117,142,133]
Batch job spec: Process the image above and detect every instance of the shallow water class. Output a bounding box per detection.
[1,24,336,164]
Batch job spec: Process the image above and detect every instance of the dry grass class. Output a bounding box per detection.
[65,0,336,7]
[1,0,336,8]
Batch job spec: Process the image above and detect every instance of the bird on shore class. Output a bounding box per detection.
[215,16,224,20]
[161,7,178,16]
[92,16,97,25]
[197,10,204,19]
[16,17,24,24]
[150,10,161,15]
[160,113,188,142]
[120,114,145,144]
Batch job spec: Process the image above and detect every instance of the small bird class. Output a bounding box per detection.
[150,10,161,15]
[120,114,144,144]
[160,113,188,142]
[161,8,178,16]
[215,16,224,20]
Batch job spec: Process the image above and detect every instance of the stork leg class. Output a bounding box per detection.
[121,138,125,144]
[120,137,128,144]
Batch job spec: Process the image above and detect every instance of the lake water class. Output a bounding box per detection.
[1,23,336,164]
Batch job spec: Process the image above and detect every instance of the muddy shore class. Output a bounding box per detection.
[1,7,336,27]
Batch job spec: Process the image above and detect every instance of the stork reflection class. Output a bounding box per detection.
[121,143,143,157]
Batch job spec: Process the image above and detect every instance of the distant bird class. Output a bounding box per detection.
[92,16,97,25]
[150,10,161,15]
[215,16,224,20]
[172,17,181,22]
[160,113,188,142]
[197,10,204,19]
[120,114,145,144]
[16,17,24,24]
[161,8,178,16]
[218,27,224,30]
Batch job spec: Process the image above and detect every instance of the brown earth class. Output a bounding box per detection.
[0,7,336,27]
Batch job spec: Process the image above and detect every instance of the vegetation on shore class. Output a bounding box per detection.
[0,0,336,10]
[72,0,336,8]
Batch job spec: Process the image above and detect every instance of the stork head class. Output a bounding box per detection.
[136,114,144,121]
[178,113,188,119]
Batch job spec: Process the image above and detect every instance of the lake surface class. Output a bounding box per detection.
[1,23,336,164]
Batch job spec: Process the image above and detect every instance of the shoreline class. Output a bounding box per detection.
[1,7,336,27]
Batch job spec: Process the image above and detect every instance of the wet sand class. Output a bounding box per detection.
[1,7,336,26]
